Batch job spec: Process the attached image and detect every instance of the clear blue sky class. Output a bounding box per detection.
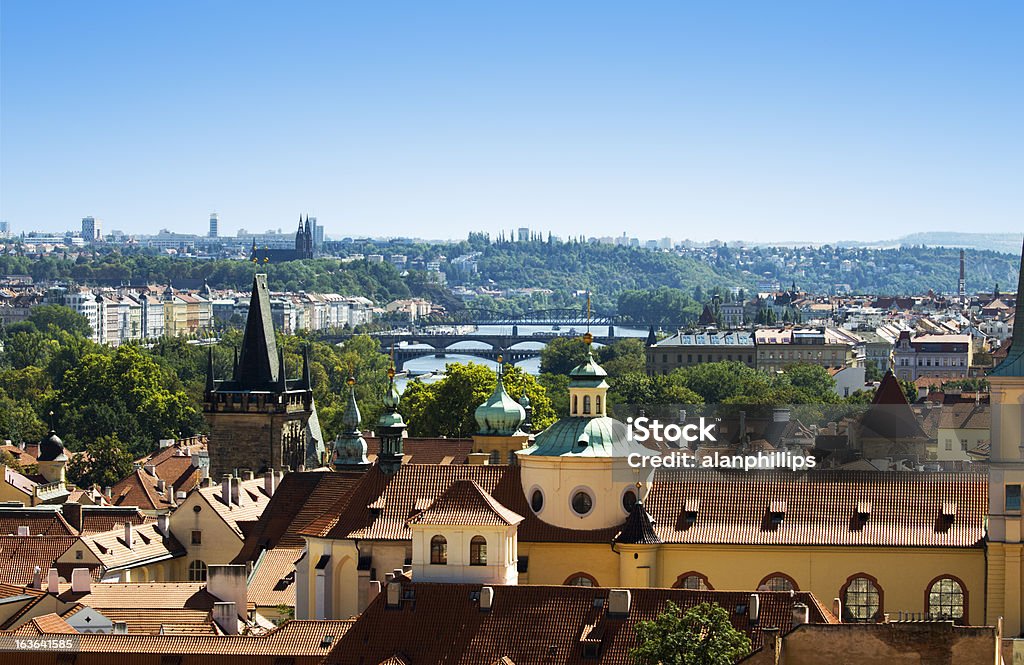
[1,1,1021,242]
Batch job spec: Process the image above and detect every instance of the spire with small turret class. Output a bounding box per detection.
[377,367,407,474]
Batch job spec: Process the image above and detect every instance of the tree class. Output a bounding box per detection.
[540,337,589,375]
[66,434,134,489]
[401,363,555,438]
[0,390,47,444]
[782,364,838,404]
[631,601,751,665]
[26,305,93,339]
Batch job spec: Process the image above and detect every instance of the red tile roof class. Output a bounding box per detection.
[0,619,354,660]
[299,464,985,549]
[0,535,76,585]
[409,479,524,527]
[324,583,836,664]
[232,471,365,564]
[0,509,76,536]
[11,613,74,635]
[366,437,474,464]
[248,547,301,608]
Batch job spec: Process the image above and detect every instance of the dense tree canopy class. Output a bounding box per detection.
[631,601,751,665]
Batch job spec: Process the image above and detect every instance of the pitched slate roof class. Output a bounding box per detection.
[614,500,660,545]
[408,480,524,527]
[324,583,836,664]
[858,371,929,440]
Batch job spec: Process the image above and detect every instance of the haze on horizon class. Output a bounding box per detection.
[1,2,1021,244]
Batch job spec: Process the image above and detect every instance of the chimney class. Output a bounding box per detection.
[231,476,242,505]
[157,513,170,538]
[207,564,248,620]
[17,525,29,536]
[200,477,212,489]
[480,586,494,611]
[156,479,166,494]
[368,580,382,603]
[467,452,490,465]
[31,566,41,590]
[241,469,254,481]
[791,602,809,626]
[112,622,128,634]
[63,502,83,533]
[833,597,842,622]
[221,474,232,506]
[264,470,276,497]
[762,627,779,651]
[103,486,112,498]
[144,464,157,477]
[749,593,760,623]
[608,589,631,617]
[71,568,91,594]
[124,522,133,549]
[280,465,291,476]
[212,601,238,635]
[384,572,395,584]
[386,580,401,608]
[47,568,59,594]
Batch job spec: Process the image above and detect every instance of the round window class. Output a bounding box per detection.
[571,491,593,515]
[622,489,637,513]
[531,489,544,513]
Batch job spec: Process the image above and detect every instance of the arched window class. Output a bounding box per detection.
[596,395,602,414]
[489,450,500,464]
[572,395,578,415]
[673,572,712,590]
[188,560,208,582]
[430,535,447,565]
[842,574,882,622]
[470,536,487,566]
[583,395,591,414]
[926,576,966,623]
[758,573,798,592]
[564,572,598,587]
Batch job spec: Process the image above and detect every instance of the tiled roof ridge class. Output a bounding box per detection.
[408,478,524,527]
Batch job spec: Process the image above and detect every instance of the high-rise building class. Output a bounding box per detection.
[308,216,324,247]
[81,216,101,242]
[0,220,9,238]
[209,213,219,238]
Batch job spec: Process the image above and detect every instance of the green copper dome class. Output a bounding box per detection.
[378,369,406,429]
[568,339,610,389]
[333,379,368,468]
[521,415,628,457]
[474,370,525,436]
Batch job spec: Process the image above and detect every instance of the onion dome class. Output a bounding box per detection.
[568,332,609,388]
[518,393,531,409]
[37,430,67,463]
[474,360,526,436]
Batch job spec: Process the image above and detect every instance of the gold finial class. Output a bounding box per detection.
[387,367,396,380]
[582,331,593,345]
[497,354,503,364]
[346,376,356,387]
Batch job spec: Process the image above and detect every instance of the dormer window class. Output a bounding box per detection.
[769,500,786,526]
[856,500,871,521]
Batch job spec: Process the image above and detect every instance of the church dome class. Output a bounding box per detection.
[37,430,67,462]
[474,370,525,436]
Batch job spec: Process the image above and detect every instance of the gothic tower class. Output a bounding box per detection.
[203,274,322,477]
[985,237,1024,636]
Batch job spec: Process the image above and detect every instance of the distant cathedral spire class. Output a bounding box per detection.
[989,237,1024,377]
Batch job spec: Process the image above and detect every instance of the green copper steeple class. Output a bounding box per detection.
[989,237,1024,378]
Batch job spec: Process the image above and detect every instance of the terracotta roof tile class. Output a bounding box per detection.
[11,613,74,635]
[0,535,76,585]
[644,469,986,547]
[78,506,152,535]
[325,583,834,664]
[248,547,302,608]
[233,471,364,564]
[409,480,524,527]
[0,619,353,657]
[196,478,273,537]
[0,509,75,536]
[83,522,185,571]
[365,437,473,464]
